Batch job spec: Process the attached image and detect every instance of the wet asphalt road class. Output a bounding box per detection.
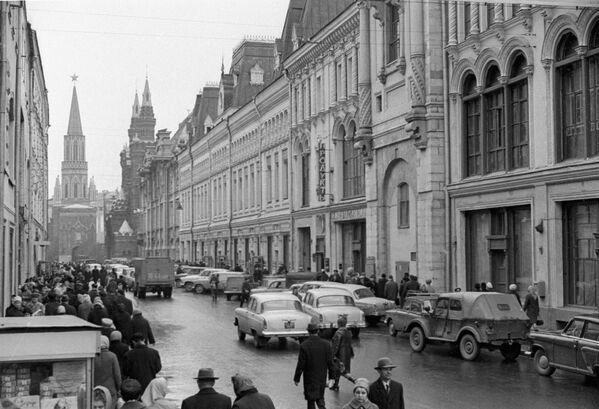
[133,288,599,409]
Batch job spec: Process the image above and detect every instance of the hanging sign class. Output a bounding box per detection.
[317,142,326,201]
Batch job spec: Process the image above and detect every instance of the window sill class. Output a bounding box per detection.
[398,225,410,229]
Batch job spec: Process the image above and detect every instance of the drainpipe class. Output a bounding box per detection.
[226,115,233,265]
[442,0,452,293]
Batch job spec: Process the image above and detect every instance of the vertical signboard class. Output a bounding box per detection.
[317,142,326,201]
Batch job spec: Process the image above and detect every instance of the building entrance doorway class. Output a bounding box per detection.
[298,227,311,271]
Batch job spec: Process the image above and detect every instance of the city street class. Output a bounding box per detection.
[135,289,599,409]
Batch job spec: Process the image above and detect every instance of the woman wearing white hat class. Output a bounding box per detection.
[342,378,378,409]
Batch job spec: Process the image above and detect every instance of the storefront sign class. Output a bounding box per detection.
[331,207,366,221]
[317,142,327,201]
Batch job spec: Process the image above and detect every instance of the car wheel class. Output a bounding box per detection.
[409,326,426,352]
[194,284,205,294]
[388,321,398,337]
[350,328,360,338]
[237,327,246,341]
[459,333,480,361]
[184,282,194,292]
[253,334,267,349]
[533,349,555,376]
[366,316,380,327]
[278,337,288,348]
[500,342,521,361]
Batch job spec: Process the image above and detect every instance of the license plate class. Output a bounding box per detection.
[284,321,295,329]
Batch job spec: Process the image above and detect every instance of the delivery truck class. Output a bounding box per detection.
[131,257,174,299]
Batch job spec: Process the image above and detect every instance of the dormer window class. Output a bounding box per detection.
[250,63,264,85]
[204,115,214,134]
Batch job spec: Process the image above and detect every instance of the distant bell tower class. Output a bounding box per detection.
[61,74,89,204]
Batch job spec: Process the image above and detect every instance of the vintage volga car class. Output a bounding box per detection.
[233,292,311,348]
[297,281,327,300]
[175,265,205,288]
[182,268,226,293]
[386,294,439,336]
[302,288,366,337]
[401,292,530,361]
[530,315,599,379]
[320,283,395,326]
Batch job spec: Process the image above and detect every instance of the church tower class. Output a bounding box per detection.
[128,77,156,142]
[61,78,89,204]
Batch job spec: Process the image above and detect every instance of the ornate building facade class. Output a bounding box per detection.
[446,4,599,326]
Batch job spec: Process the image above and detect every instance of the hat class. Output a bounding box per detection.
[11,295,22,303]
[307,323,319,333]
[353,378,370,393]
[132,309,142,316]
[93,297,103,306]
[231,374,255,393]
[101,318,114,328]
[110,331,122,342]
[194,368,218,380]
[100,336,110,349]
[486,282,494,290]
[121,379,142,396]
[508,284,517,291]
[57,305,66,314]
[60,295,69,303]
[374,357,397,370]
[131,332,145,342]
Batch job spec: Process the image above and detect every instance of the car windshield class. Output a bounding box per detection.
[261,300,302,312]
[183,269,202,275]
[317,295,355,307]
[354,288,375,299]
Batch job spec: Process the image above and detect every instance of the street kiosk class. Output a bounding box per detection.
[0,316,100,409]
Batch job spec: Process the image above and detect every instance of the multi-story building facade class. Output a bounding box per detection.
[446,3,599,326]
[1,2,50,313]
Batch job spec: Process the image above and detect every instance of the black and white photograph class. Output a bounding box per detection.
[1,1,599,408]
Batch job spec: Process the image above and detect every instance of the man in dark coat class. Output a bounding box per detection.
[368,357,405,409]
[330,317,354,390]
[130,309,155,344]
[181,368,231,409]
[240,277,251,307]
[231,374,275,409]
[376,274,388,298]
[111,302,132,343]
[293,323,335,409]
[384,276,399,305]
[5,296,31,317]
[109,330,130,378]
[123,332,162,391]
[60,295,77,316]
[116,289,133,315]
[44,292,61,316]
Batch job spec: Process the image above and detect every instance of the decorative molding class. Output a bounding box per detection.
[397,56,406,75]
[408,55,426,107]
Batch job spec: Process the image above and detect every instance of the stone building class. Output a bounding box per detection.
[1,2,50,313]
[446,3,599,326]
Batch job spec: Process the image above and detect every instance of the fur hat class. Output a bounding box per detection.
[110,331,122,342]
[353,378,370,393]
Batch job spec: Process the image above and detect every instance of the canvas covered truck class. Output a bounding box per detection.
[132,257,174,299]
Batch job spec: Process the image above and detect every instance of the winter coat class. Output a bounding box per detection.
[112,308,133,342]
[61,302,78,316]
[89,304,109,326]
[78,301,93,320]
[109,340,130,377]
[293,334,334,401]
[232,388,275,409]
[331,327,354,374]
[384,281,399,301]
[181,388,232,409]
[45,300,61,316]
[130,315,155,345]
[94,349,122,405]
[142,378,178,409]
[342,398,379,409]
[368,379,404,409]
[376,278,388,298]
[123,344,162,392]
[523,294,540,323]
[117,294,134,315]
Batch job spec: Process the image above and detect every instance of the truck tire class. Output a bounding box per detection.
[409,326,426,352]
[139,287,146,299]
[163,287,173,298]
[459,333,480,361]
[194,284,205,294]
[500,342,521,361]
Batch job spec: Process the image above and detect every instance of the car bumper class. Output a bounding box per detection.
[261,330,309,337]
[318,322,367,329]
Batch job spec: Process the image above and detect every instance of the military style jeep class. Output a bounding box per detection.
[401,292,530,361]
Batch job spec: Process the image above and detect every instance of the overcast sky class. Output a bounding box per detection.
[27,0,289,196]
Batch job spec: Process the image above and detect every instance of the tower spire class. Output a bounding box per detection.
[132,90,140,118]
[67,80,83,135]
[142,76,152,107]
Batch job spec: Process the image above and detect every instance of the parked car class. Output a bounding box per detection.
[302,288,366,338]
[297,281,327,300]
[320,282,395,326]
[182,268,226,293]
[530,315,599,379]
[234,292,312,348]
[224,273,252,300]
[399,292,530,361]
[386,294,439,336]
[175,265,206,288]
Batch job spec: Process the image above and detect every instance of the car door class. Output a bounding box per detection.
[430,298,449,338]
[577,320,599,375]
[246,298,260,333]
[302,293,316,320]
[445,299,464,341]
[237,298,251,333]
[553,319,585,370]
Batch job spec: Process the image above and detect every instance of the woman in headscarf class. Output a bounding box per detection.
[78,294,93,320]
[140,377,177,409]
[93,336,121,409]
[93,386,113,409]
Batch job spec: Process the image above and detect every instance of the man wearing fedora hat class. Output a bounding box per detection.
[181,368,231,409]
[368,357,404,409]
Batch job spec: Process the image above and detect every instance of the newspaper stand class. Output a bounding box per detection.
[0,316,100,409]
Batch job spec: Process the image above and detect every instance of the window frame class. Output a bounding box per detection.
[398,183,409,228]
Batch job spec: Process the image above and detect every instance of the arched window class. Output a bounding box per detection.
[462,58,530,177]
[64,183,68,198]
[398,183,409,228]
[342,122,365,198]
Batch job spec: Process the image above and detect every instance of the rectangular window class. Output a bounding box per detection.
[239,172,243,210]
[464,2,472,36]
[244,168,249,210]
[398,184,409,228]
[346,58,353,95]
[465,98,481,176]
[510,81,529,168]
[485,89,506,172]
[274,153,280,202]
[282,150,289,200]
[233,172,237,212]
[336,63,343,101]
[316,76,322,112]
[486,4,494,28]
[387,5,399,63]
[250,164,255,207]
[302,153,310,207]
[559,61,584,159]
[589,55,599,156]
[266,156,272,203]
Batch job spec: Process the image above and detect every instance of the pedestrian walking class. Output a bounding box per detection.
[141,377,177,409]
[109,331,130,378]
[368,357,404,409]
[93,386,113,409]
[112,302,132,343]
[210,273,220,303]
[88,298,109,326]
[93,336,121,409]
[383,276,399,305]
[28,293,45,316]
[181,368,231,409]
[376,274,388,298]
[342,378,378,409]
[120,379,146,409]
[293,323,335,409]
[5,295,31,317]
[330,317,355,391]
[124,333,162,392]
[240,277,251,307]
[230,373,275,409]
[523,285,540,327]
[130,310,156,345]
[78,293,93,320]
